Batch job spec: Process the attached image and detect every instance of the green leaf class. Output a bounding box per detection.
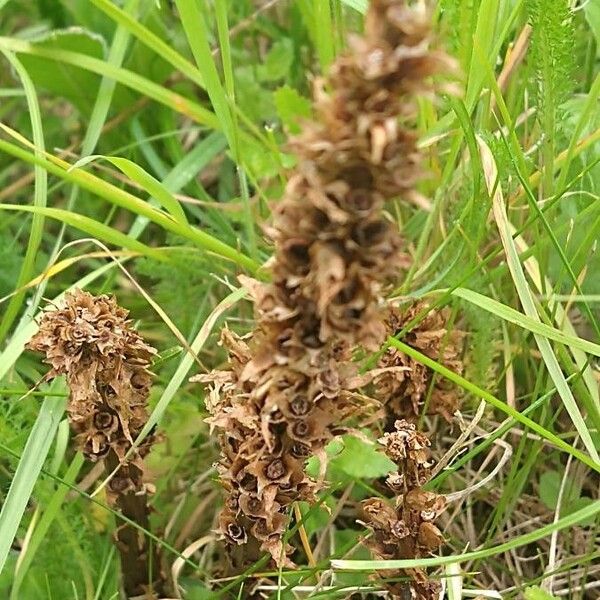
[539,470,581,509]
[340,0,368,13]
[16,28,106,116]
[566,497,597,527]
[274,84,312,134]
[330,435,396,480]
[584,1,600,52]
[524,586,559,600]
[186,584,218,600]
[257,38,294,82]
[235,66,275,123]
[297,499,332,540]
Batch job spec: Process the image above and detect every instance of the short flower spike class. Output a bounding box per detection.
[27,289,168,598]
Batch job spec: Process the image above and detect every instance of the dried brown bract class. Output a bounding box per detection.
[362,420,445,599]
[375,301,463,425]
[200,0,451,567]
[27,289,167,599]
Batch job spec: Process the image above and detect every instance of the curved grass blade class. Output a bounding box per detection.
[0,250,140,303]
[71,154,189,225]
[0,50,47,343]
[0,36,218,128]
[118,287,246,473]
[89,0,205,88]
[128,131,227,240]
[174,0,235,149]
[387,337,600,474]
[0,132,260,273]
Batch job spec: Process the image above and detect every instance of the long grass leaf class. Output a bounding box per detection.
[387,338,599,474]
[0,36,218,127]
[478,137,599,462]
[89,0,205,88]
[0,133,260,272]
[174,0,235,149]
[71,155,188,225]
[0,204,164,261]
[128,132,227,240]
[450,287,600,357]
[0,381,67,574]
[0,51,47,343]
[10,454,85,598]
[332,498,600,570]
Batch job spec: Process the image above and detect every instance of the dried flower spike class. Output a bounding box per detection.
[27,289,167,599]
[375,301,463,427]
[201,0,450,569]
[362,420,446,599]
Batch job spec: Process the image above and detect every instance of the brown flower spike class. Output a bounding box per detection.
[27,289,167,599]
[375,301,463,428]
[200,0,452,570]
[362,420,446,599]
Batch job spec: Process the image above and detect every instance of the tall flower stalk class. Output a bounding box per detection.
[27,290,168,599]
[202,0,453,571]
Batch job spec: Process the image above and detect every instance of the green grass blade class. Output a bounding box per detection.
[213,0,258,261]
[479,137,600,463]
[0,50,47,343]
[0,36,218,127]
[89,0,205,88]
[10,454,85,598]
[72,155,189,225]
[450,287,600,357]
[387,337,600,474]
[137,286,247,442]
[339,0,367,13]
[0,204,164,261]
[0,381,67,574]
[128,131,227,240]
[174,0,235,150]
[332,498,600,570]
[0,135,260,272]
[32,0,141,328]
[314,0,335,71]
